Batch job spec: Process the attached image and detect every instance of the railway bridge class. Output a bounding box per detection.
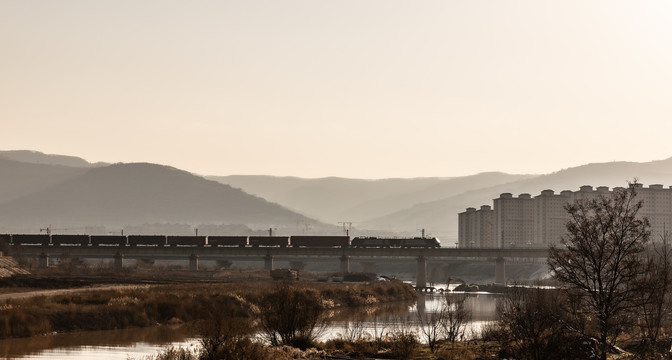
[11,245,549,287]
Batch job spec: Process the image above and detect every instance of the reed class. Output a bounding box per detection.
[0,279,415,339]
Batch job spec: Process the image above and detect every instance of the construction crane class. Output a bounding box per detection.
[39,225,52,236]
[40,225,88,235]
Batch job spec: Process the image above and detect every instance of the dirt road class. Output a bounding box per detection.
[0,284,152,301]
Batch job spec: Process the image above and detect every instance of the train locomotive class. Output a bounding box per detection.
[351,236,441,248]
[1,234,441,248]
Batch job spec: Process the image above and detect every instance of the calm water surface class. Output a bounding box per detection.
[322,291,500,341]
[1,290,500,359]
[0,326,200,360]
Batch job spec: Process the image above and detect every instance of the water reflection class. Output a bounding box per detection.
[0,325,199,360]
[322,292,500,342]
[1,292,501,358]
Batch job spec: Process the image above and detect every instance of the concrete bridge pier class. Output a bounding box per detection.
[264,255,274,271]
[417,293,426,315]
[340,255,350,273]
[39,252,49,268]
[416,256,427,288]
[494,257,506,284]
[189,253,199,272]
[114,252,124,272]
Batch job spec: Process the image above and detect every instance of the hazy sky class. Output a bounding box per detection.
[2,1,671,178]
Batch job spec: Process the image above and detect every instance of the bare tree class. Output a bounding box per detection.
[339,317,367,343]
[198,295,266,360]
[442,294,471,344]
[548,184,651,360]
[633,232,672,357]
[257,281,326,349]
[416,294,471,352]
[370,313,388,349]
[416,297,446,353]
[497,286,587,360]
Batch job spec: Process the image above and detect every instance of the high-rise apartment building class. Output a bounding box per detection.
[458,207,477,248]
[459,184,672,248]
[534,190,572,246]
[458,205,494,247]
[632,184,672,241]
[493,193,535,248]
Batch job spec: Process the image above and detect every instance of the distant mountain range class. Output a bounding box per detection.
[211,158,672,243]
[209,173,533,224]
[0,150,108,168]
[0,151,321,234]
[3,150,672,242]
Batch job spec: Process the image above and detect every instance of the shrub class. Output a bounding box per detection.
[496,287,589,360]
[389,329,418,360]
[139,347,198,360]
[257,282,326,348]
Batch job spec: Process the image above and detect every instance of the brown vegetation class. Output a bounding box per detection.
[257,282,325,348]
[548,183,672,360]
[0,279,415,340]
[494,287,591,360]
[416,294,471,352]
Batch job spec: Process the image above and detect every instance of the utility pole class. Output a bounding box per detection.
[338,222,352,236]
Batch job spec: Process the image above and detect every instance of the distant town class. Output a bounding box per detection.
[459,183,672,248]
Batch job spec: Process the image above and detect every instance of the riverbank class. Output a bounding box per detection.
[0,274,416,339]
[137,333,503,360]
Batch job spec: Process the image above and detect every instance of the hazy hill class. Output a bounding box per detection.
[209,176,448,221]
[0,157,87,203]
[362,157,672,242]
[339,172,535,222]
[209,173,532,223]
[5,149,672,242]
[0,163,320,232]
[0,150,106,168]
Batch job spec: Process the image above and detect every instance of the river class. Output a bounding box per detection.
[0,291,500,359]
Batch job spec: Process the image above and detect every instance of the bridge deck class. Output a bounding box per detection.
[11,245,549,260]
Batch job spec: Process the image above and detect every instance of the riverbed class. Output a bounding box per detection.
[0,291,500,359]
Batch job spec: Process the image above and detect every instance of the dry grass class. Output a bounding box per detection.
[322,338,500,360]
[0,279,415,339]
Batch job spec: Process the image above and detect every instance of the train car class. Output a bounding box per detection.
[398,237,441,248]
[167,235,206,247]
[0,234,11,245]
[207,236,247,247]
[90,235,127,247]
[11,234,50,246]
[51,234,90,247]
[127,235,166,247]
[351,237,395,248]
[290,235,350,247]
[248,236,289,247]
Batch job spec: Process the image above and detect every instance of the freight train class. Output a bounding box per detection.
[0,234,440,248]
